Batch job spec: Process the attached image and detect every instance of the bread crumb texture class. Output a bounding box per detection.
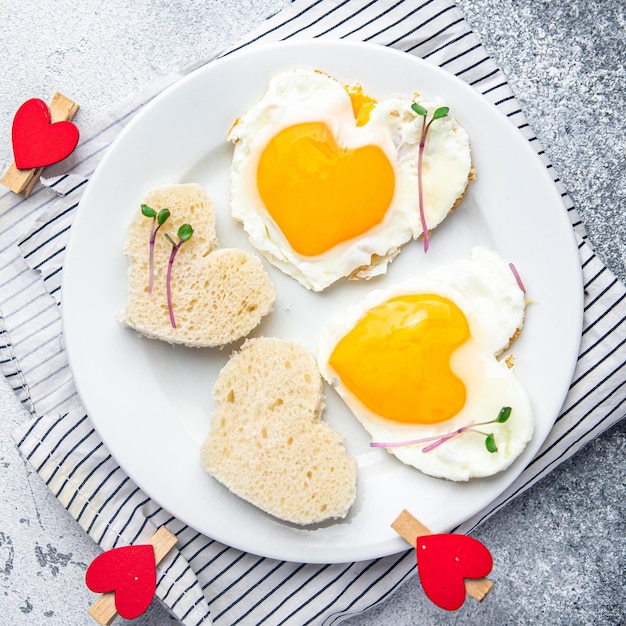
[120,183,274,347]
[201,337,357,525]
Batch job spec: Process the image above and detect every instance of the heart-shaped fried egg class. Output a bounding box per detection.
[317,247,534,481]
[228,68,472,291]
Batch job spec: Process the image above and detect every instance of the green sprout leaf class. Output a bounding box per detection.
[411,102,427,116]
[496,406,512,423]
[157,208,171,225]
[432,106,450,120]
[485,433,498,453]
[178,223,193,242]
[141,204,157,218]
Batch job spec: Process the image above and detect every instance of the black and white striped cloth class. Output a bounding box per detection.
[1,1,624,624]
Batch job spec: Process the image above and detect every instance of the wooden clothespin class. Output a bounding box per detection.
[86,526,178,625]
[2,92,79,197]
[392,509,494,610]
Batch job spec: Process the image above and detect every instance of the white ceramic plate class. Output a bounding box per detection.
[62,40,583,564]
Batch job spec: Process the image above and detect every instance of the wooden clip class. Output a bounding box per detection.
[88,526,178,626]
[1,92,79,197]
[392,509,494,602]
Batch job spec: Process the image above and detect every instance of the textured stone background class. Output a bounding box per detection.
[0,1,624,624]
[459,0,625,284]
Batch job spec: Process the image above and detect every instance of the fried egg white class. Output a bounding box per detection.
[228,68,472,291]
[317,247,534,481]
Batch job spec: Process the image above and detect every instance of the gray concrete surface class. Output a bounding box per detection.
[0,1,624,624]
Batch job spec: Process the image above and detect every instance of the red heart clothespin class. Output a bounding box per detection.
[86,544,156,620]
[12,98,79,169]
[417,533,493,610]
[85,526,177,625]
[1,92,79,197]
[392,509,494,610]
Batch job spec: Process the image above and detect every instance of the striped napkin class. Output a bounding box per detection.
[1,1,624,624]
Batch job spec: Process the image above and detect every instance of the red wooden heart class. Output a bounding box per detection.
[416,534,493,611]
[85,544,157,619]
[11,98,79,169]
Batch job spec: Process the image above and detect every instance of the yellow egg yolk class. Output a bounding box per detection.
[345,84,377,126]
[257,121,395,257]
[328,294,470,424]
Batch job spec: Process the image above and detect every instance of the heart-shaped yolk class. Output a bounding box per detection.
[257,121,395,256]
[328,294,469,425]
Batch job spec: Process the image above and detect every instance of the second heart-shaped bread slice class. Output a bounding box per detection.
[200,337,357,525]
[120,183,274,347]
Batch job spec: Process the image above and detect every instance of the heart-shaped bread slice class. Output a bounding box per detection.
[200,337,357,525]
[120,183,274,347]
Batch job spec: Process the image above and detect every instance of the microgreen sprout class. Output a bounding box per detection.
[164,223,193,329]
[371,406,511,454]
[141,204,170,294]
[411,103,449,253]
